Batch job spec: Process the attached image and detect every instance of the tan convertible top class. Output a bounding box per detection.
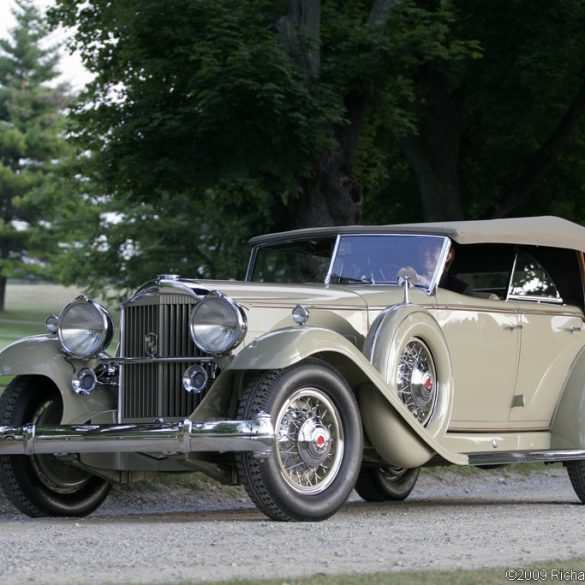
[250,216,585,253]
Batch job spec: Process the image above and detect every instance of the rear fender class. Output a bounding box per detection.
[0,335,115,423]
[226,326,466,467]
[551,346,585,449]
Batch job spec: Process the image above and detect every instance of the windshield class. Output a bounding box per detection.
[249,234,448,288]
[250,237,337,283]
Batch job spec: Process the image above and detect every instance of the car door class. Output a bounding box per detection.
[509,247,585,426]
[432,243,521,430]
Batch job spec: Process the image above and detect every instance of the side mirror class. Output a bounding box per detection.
[397,266,419,304]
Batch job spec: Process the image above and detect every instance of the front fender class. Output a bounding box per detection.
[227,327,466,466]
[0,335,115,424]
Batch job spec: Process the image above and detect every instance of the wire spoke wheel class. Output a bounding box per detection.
[275,388,343,495]
[237,359,362,521]
[396,338,437,425]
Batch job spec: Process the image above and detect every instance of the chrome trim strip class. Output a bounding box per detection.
[510,294,565,305]
[0,415,274,456]
[434,303,582,318]
[125,277,209,306]
[468,449,585,466]
[325,234,341,286]
[430,238,451,294]
[433,304,518,315]
[103,356,216,365]
[505,249,518,302]
[118,300,126,424]
[245,246,258,282]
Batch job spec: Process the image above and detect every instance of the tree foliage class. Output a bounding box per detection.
[48,0,585,293]
[0,0,75,310]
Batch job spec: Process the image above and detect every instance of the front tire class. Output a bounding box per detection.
[237,360,363,521]
[355,465,419,501]
[0,376,111,517]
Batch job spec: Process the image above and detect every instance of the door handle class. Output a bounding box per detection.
[564,324,584,333]
[502,323,523,330]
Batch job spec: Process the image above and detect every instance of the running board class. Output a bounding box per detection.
[468,449,585,466]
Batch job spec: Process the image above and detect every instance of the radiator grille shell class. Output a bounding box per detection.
[120,293,205,421]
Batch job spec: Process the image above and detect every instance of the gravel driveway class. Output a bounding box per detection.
[0,466,584,585]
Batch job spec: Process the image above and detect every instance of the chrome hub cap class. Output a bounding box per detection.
[396,338,437,425]
[275,388,343,494]
[297,419,332,466]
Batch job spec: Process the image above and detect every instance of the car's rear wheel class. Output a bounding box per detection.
[566,460,585,504]
[237,359,363,521]
[355,465,419,501]
[0,376,111,517]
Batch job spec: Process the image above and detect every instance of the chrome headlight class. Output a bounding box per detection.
[58,297,114,358]
[189,293,247,355]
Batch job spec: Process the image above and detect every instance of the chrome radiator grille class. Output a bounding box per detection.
[121,295,205,420]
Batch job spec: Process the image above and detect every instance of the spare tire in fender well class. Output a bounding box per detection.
[360,305,454,468]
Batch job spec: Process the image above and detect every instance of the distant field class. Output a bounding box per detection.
[0,283,84,351]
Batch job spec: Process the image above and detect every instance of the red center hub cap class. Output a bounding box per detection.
[424,374,433,392]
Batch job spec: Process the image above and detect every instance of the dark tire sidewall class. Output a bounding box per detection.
[0,376,110,517]
[355,464,419,501]
[240,361,363,520]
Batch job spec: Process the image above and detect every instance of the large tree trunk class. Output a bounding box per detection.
[287,156,363,228]
[279,0,397,228]
[0,275,6,312]
[488,74,585,218]
[398,75,465,222]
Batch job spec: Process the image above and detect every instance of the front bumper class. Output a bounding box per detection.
[0,415,273,457]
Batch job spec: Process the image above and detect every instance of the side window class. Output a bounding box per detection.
[510,251,562,302]
[448,244,515,299]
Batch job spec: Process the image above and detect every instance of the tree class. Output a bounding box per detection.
[48,1,585,293]
[57,175,276,295]
[50,0,477,226]
[0,0,72,310]
[362,1,585,223]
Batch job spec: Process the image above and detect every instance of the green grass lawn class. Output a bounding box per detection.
[108,559,585,585]
[0,283,89,388]
[0,283,84,349]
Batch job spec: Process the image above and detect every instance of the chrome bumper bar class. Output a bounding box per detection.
[0,416,274,457]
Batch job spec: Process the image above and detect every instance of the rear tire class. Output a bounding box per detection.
[237,359,362,521]
[0,376,111,517]
[567,460,585,504]
[355,465,419,501]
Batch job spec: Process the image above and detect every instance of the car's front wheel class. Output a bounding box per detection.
[0,376,111,517]
[355,465,419,501]
[237,359,363,521]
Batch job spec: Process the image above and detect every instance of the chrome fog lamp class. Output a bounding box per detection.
[58,297,114,358]
[45,314,59,334]
[72,368,97,396]
[182,365,209,394]
[189,293,247,355]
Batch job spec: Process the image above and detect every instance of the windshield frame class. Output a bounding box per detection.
[246,233,451,293]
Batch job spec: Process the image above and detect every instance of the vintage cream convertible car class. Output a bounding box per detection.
[1,216,585,521]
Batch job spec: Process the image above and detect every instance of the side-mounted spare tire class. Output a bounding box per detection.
[360,305,454,469]
[0,376,111,517]
[237,359,363,521]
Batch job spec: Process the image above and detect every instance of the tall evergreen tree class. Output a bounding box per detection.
[0,0,71,310]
